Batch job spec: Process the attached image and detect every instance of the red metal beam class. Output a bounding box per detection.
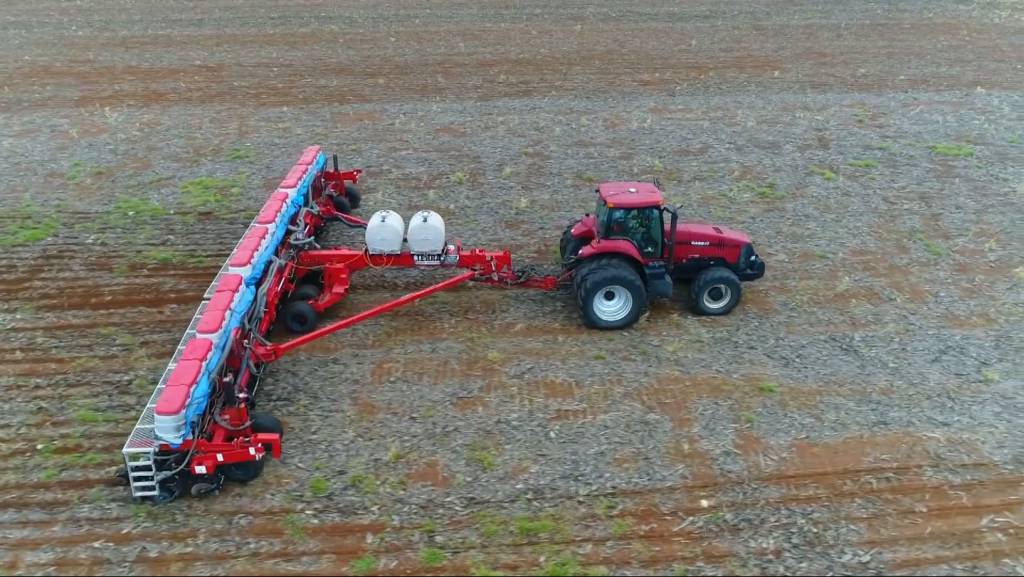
[252,270,479,363]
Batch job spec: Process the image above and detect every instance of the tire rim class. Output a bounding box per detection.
[702,284,732,310]
[592,285,633,322]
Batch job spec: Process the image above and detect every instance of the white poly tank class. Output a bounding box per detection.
[407,210,446,254]
[365,210,405,254]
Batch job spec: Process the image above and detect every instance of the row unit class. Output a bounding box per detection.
[152,147,326,445]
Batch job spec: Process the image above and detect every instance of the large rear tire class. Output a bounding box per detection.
[689,267,742,316]
[575,258,648,330]
[222,413,283,484]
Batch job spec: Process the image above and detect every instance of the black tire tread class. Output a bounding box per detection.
[290,283,320,302]
[331,194,352,214]
[575,257,648,330]
[344,184,362,210]
[222,412,283,484]
[283,300,318,333]
[689,266,742,316]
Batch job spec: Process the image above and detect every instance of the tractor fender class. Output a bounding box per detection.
[576,240,648,284]
[577,239,646,264]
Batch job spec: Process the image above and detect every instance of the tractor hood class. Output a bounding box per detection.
[676,223,752,246]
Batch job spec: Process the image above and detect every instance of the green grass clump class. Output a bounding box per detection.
[180,175,246,212]
[0,204,59,247]
[419,519,438,534]
[811,166,836,181]
[476,511,505,539]
[309,477,330,497]
[387,445,405,463]
[848,159,879,168]
[283,513,307,540]
[469,443,499,472]
[420,547,447,568]
[74,408,119,424]
[350,554,377,575]
[610,518,633,537]
[531,555,607,577]
[226,146,253,161]
[594,497,618,517]
[450,171,470,185]
[137,249,211,267]
[922,240,947,257]
[759,382,779,394]
[111,197,167,219]
[66,160,107,182]
[472,567,506,577]
[929,143,975,158]
[981,369,1000,383]
[910,231,948,257]
[514,515,565,538]
[733,180,786,200]
[347,471,379,495]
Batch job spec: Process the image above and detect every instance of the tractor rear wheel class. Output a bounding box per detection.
[689,267,741,316]
[222,412,283,484]
[283,300,318,333]
[575,258,647,329]
[344,184,362,210]
[290,283,320,302]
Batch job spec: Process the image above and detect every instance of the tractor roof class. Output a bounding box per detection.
[597,181,664,209]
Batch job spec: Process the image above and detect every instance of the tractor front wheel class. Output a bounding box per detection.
[559,221,585,264]
[575,258,647,329]
[689,267,742,316]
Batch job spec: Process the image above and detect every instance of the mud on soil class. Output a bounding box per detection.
[1,0,1023,575]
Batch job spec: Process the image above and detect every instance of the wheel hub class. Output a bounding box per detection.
[592,285,633,322]
[702,283,732,310]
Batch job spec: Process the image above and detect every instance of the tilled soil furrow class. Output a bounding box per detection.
[6,316,190,333]
[885,539,1024,571]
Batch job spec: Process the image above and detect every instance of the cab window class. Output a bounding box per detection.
[604,207,662,258]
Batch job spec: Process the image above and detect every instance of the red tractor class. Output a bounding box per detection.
[561,181,765,329]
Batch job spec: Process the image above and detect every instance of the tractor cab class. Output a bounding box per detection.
[594,182,671,261]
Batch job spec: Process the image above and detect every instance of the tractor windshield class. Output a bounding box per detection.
[596,199,610,237]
